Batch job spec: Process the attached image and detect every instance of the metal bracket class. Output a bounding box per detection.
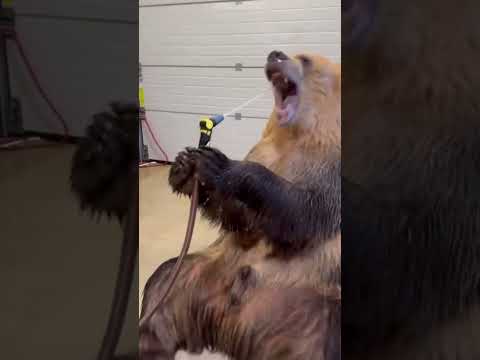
[234,63,243,71]
[142,145,149,160]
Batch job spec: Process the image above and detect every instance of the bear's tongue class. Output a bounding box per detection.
[274,92,297,126]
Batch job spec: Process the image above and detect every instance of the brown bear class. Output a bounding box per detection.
[140,51,341,360]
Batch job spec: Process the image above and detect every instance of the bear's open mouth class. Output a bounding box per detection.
[266,64,300,126]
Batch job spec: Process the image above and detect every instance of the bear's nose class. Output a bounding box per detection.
[267,50,289,63]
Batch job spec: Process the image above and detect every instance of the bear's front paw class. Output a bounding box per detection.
[70,102,137,220]
[169,147,231,196]
[169,150,196,196]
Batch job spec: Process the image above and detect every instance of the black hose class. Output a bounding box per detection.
[139,178,199,328]
[97,186,138,360]
[139,133,208,328]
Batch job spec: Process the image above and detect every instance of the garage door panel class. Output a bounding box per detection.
[272,0,339,9]
[143,43,339,58]
[141,0,339,8]
[145,76,266,88]
[146,98,272,118]
[141,20,337,38]
[139,4,339,31]
[143,67,264,78]
[140,0,339,66]
[210,116,267,160]
[143,67,273,118]
[142,51,337,68]
[140,0,248,6]
[146,84,267,97]
[140,0,262,8]
[149,32,339,47]
[146,90,272,112]
[142,5,339,22]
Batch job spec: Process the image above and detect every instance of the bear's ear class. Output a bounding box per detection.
[313,61,340,97]
[322,66,341,97]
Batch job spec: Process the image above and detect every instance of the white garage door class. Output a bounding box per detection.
[140,0,340,161]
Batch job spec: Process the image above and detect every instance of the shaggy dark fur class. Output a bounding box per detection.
[169,146,341,254]
[70,102,139,360]
[140,257,340,360]
[342,0,480,359]
[70,102,138,220]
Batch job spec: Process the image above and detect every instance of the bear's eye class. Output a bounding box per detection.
[298,55,312,67]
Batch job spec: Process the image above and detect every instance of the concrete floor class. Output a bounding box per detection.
[139,165,228,360]
[0,145,137,359]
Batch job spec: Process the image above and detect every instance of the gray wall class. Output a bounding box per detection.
[8,0,137,136]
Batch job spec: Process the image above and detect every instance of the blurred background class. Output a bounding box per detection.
[1,0,137,359]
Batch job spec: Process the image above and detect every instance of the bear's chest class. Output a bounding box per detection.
[245,138,309,183]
